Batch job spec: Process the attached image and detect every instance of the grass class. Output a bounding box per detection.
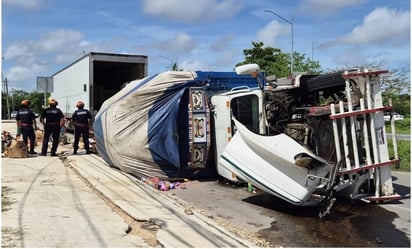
[388,139,410,172]
[385,117,410,135]
[384,118,410,172]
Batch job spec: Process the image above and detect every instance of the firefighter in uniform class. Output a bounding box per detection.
[40,98,65,156]
[15,99,38,154]
[71,101,92,154]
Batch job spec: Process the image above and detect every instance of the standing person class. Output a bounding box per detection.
[71,101,92,154]
[40,98,65,156]
[15,99,38,155]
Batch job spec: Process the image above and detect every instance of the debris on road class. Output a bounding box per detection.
[140,177,191,191]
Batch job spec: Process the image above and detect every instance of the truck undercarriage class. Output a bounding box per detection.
[258,69,401,215]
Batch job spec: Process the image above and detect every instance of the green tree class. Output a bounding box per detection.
[381,67,410,116]
[293,53,322,74]
[9,89,28,112]
[1,90,49,119]
[171,62,183,71]
[236,41,322,77]
[328,62,410,117]
[382,67,409,94]
[1,91,9,119]
[27,92,49,114]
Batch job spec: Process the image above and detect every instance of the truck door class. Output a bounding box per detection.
[211,90,262,181]
[230,94,260,134]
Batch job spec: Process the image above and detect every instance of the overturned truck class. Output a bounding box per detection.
[93,64,401,216]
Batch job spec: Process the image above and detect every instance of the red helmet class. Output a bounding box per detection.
[21,99,30,106]
[76,101,85,108]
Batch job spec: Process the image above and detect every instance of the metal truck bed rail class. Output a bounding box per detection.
[329,69,401,202]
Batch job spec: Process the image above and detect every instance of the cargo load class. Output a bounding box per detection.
[93,65,401,216]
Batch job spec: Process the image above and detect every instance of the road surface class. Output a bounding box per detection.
[1,120,410,247]
[165,171,410,247]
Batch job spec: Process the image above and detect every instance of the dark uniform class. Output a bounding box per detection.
[71,101,92,154]
[15,100,38,154]
[40,99,64,156]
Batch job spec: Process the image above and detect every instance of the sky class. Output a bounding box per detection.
[1,0,410,92]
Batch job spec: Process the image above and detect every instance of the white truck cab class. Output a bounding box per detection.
[211,87,264,182]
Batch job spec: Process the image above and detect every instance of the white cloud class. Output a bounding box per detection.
[339,7,410,46]
[210,33,236,52]
[5,64,45,88]
[4,42,36,61]
[4,29,90,67]
[299,0,367,18]
[3,29,95,89]
[37,30,85,52]
[141,0,243,23]
[4,29,86,60]
[2,0,45,9]
[174,33,195,51]
[137,25,177,41]
[97,10,134,28]
[256,21,290,48]
[139,32,196,55]
[181,59,211,71]
[212,50,238,68]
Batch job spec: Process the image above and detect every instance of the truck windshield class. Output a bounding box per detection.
[231,95,259,133]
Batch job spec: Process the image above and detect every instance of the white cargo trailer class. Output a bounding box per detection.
[51,52,148,117]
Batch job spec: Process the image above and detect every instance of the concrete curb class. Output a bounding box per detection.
[68,154,256,247]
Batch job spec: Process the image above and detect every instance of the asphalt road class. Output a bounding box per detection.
[165,171,411,247]
[387,133,410,141]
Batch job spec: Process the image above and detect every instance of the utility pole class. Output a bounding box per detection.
[1,78,4,118]
[1,56,10,119]
[311,41,321,72]
[4,77,10,119]
[264,10,294,75]
[312,41,314,70]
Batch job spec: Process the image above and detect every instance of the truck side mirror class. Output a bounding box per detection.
[235,64,260,76]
